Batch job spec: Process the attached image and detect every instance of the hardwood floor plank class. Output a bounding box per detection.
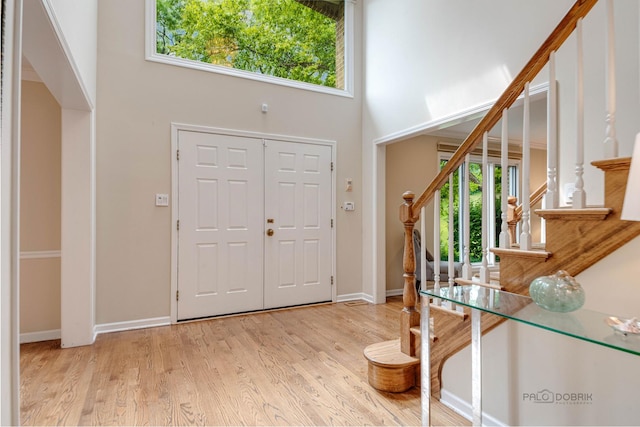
[21,297,469,426]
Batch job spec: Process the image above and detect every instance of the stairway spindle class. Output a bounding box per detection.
[573,18,587,208]
[420,207,427,290]
[433,189,441,305]
[604,0,618,158]
[480,132,490,283]
[520,82,532,250]
[462,154,472,279]
[499,108,511,248]
[545,51,559,210]
[448,174,455,310]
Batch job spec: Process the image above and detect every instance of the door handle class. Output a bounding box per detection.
[266,229,274,237]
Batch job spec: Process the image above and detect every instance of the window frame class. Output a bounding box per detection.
[145,0,355,97]
[438,152,521,267]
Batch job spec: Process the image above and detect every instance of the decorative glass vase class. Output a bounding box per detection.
[529,270,585,313]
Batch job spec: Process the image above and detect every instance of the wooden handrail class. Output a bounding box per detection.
[515,182,548,219]
[411,0,598,215]
[397,0,598,359]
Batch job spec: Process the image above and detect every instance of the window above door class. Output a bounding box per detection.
[146,0,355,97]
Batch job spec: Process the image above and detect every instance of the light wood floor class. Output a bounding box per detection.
[20,297,469,426]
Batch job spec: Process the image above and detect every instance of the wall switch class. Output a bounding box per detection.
[156,193,169,206]
[345,178,353,192]
[343,201,355,211]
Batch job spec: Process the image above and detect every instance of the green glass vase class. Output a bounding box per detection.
[529,270,585,313]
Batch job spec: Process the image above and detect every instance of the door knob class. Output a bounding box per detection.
[266,229,274,236]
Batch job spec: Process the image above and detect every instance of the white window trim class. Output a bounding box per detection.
[144,0,355,98]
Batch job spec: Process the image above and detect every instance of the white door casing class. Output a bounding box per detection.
[263,139,333,309]
[177,130,264,320]
[174,126,334,321]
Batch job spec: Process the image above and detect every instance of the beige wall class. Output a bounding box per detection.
[96,0,363,323]
[385,135,440,292]
[20,80,62,333]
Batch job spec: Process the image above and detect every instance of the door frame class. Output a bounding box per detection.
[170,123,337,323]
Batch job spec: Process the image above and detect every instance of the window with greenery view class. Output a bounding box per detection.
[155,0,345,89]
[439,158,518,264]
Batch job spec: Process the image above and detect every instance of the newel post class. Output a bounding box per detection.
[400,191,421,356]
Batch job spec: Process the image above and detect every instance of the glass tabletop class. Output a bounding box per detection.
[420,285,640,356]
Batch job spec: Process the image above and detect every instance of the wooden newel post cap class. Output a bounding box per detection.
[402,191,415,205]
[400,191,417,224]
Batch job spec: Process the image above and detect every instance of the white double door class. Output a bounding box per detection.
[177,130,333,320]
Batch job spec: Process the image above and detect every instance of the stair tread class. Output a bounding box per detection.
[428,301,468,320]
[510,242,546,250]
[409,326,438,342]
[536,207,612,220]
[491,247,552,260]
[454,277,503,290]
[363,339,420,367]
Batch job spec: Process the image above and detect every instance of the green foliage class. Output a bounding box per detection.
[439,160,506,263]
[156,0,339,87]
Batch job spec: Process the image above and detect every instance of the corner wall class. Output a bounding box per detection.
[19,81,61,337]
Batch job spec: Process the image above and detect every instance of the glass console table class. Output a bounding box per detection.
[419,285,640,426]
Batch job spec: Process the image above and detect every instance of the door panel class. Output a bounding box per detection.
[177,131,264,320]
[264,140,332,309]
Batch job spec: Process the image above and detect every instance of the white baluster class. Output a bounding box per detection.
[499,108,511,248]
[573,18,587,208]
[448,174,455,310]
[544,51,559,210]
[480,132,489,283]
[420,207,427,291]
[433,189,441,305]
[520,83,532,250]
[604,0,618,158]
[462,154,472,280]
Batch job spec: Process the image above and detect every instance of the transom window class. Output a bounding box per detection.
[147,0,353,95]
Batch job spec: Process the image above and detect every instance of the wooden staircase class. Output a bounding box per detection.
[363,0,640,401]
[496,158,640,291]
[365,157,640,397]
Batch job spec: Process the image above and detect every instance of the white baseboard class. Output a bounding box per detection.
[20,329,61,344]
[386,288,404,297]
[440,388,507,427]
[338,289,409,302]
[94,316,171,336]
[337,292,374,303]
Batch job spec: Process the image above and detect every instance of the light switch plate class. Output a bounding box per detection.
[156,193,169,206]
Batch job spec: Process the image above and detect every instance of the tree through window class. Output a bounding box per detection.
[439,157,519,265]
[155,0,345,89]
